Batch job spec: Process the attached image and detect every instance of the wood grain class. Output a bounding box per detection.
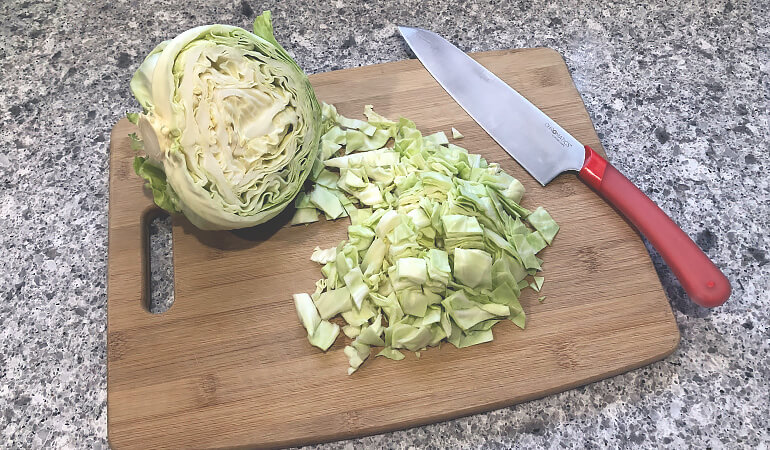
[107,48,679,449]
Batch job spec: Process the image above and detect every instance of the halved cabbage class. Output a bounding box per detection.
[128,11,321,230]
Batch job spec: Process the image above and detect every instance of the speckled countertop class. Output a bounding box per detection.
[1,0,768,448]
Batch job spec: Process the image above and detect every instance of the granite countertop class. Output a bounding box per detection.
[1,0,767,448]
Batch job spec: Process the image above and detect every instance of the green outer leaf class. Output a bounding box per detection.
[133,156,178,213]
[126,112,139,125]
[128,133,143,151]
[129,43,166,111]
[252,11,292,62]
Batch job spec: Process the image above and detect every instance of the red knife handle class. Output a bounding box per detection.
[578,145,731,307]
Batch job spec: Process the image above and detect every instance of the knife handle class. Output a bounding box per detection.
[578,145,731,308]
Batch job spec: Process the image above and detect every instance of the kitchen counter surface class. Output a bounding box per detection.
[1,0,767,448]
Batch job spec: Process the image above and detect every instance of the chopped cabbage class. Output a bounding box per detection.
[294,105,559,373]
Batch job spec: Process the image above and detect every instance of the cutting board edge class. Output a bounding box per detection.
[282,341,680,449]
[309,347,677,450]
[105,335,679,450]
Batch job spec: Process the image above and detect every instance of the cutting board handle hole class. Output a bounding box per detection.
[144,210,175,314]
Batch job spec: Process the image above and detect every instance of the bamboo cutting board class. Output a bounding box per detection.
[107,48,679,449]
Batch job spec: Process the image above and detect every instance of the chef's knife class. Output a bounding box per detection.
[399,26,730,308]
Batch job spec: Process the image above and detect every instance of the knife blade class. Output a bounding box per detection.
[399,25,731,307]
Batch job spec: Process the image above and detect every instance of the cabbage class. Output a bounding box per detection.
[293,104,560,374]
[128,11,321,230]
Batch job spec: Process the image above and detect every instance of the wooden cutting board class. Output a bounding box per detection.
[107,48,679,449]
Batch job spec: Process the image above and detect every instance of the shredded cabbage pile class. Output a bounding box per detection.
[293,104,559,374]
